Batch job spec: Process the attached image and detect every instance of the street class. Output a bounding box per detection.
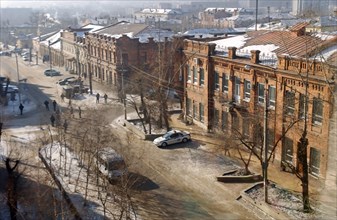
[0,55,258,219]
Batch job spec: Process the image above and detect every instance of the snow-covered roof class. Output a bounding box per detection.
[183,28,244,38]
[81,24,105,32]
[40,31,62,46]
[96,22,174,43]
[211,30,337,62]
[140,8,181,15]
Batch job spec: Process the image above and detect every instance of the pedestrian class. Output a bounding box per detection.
[52,100,57,111]
[78,106,82,118]
[19,103,24,115]
[96,93,100,103]
[44,100,50,111]
[104,93,108,104]
[50,114,55,127]
[70,106,74,118]
[68,98,72,107]
[60,93,65,102]
[63,120,68,133]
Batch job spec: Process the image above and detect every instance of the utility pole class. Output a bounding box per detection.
[48,40,52,70]
[120,50,127,120]
[76,46,80,77]
[255,0,259,31]
[15,46,22,104]
[263,76,269,203]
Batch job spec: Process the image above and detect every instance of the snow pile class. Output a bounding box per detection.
[39,143,138,220]
[247,183,322,219]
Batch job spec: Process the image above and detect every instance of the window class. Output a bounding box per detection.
[234,77,240,103]
[312,97,323,125]
[282,137,293,164]
[299,94,306,119]
[242,117,250,138]
[244,80,251,100]
[222,111,228,130]
[193,103,197,119]
[222,74,229,92]
[214,71,220,90]
[269,86,276,108]
[187,65,191,82]
[186,98,192,116]
[285,91,295,115]
[199,103,204,122]
[309,147,320,176]
[258,83,265,104]
[199,68,204,86]
[267,129,275,153]
[214,109,219,127]
[193,66,197,84]
[232,112,239,130]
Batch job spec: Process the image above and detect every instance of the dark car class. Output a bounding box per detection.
[44,69,61,76]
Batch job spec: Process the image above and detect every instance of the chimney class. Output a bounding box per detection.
[228,47,237,59]
[250,50,260,64]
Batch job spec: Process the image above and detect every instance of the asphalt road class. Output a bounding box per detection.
[1,55,258,219]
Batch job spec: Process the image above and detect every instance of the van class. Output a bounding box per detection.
[96,148,127,184]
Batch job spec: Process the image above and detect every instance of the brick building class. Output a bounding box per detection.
[84,22,175,90]
[181,26,336,179]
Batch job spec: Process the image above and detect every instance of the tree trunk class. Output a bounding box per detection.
[298,136,311,212]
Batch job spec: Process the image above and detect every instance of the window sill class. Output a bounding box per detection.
[243,98,250,102]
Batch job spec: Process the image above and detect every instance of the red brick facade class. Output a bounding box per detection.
[182,39,334,179]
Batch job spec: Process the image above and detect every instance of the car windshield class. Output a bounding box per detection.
[163,132,172,139]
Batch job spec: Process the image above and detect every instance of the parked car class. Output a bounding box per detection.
[1,83,19,94]
[95,148,128,184]
[56,76,76,85]
[153,130,191,147]
[44,69,61,76]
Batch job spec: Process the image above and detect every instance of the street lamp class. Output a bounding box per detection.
[115,45,127,120]
[48,40,52,70]
[84,45,93,95]
[14,45,22,104]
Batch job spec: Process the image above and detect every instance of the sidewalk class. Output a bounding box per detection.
[168,113,336,219]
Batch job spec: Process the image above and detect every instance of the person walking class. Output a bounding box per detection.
[104,93,108,104]
[96,93,100,103]
[78,106,82,118]
[70,106,74,118]
[19,103,24,115]
[50,114,56,127]
[60,93,65,102]
[52,100,57,111]
[63,120,68,133]
[44,100,50,111]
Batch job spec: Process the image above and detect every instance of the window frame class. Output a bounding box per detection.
[199,103,204,122]
[312,97,323,125]
[309,147,320,176]
[269,86,276,108]
[258,83,265,104]
[244,80,251,101]
[214,71,220,90]
[199,68,205,86]
[193,66,198,84]
[222,74,229,93]
[285,91,295,115]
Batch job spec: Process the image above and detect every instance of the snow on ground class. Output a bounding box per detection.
[246,183,323,219]
[39,143,138,220]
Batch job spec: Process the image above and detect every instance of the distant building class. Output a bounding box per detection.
[292,0,331,16]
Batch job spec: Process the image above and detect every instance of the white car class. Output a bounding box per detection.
[96,148,128,184]
[153,130,191,147]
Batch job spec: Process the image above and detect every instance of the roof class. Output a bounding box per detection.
[95,22,174,43]
[95,22,148,38]
[211,30,337,59]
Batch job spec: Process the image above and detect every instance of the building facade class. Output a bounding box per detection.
[181,32,336,179]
